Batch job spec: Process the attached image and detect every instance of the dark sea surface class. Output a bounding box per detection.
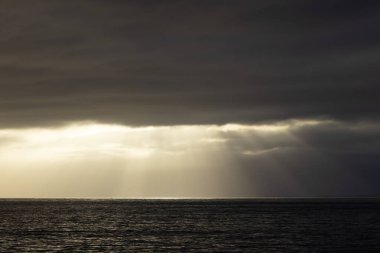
[0,199,379,252]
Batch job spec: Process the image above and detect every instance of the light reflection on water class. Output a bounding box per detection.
[0,199,379,252]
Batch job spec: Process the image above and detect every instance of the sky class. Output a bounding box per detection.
[0,0,379,198]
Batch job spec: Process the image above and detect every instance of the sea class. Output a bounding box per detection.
[0,199,379,252]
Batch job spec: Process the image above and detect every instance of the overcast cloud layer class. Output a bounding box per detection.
[0,0,379,127]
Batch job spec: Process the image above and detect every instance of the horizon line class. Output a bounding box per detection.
[1,197,379,200]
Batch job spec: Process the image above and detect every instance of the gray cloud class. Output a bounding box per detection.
[231,120,380,197]
[0,0,379,127]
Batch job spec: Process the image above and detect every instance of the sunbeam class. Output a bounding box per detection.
[0,120,337,198]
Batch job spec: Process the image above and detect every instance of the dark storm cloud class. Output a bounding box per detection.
[230,120,380,197]
[0,0,379,127]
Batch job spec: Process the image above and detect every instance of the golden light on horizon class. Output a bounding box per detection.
[0,120,322,198]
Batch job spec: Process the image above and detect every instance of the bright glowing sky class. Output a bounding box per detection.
[1,120,378,198]
[1,121,296,198]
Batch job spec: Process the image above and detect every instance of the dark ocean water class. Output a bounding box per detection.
[0,199,379,252]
